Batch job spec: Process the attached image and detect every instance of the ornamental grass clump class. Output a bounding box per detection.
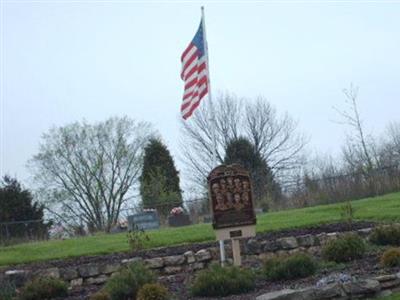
[191,264,256,297]
[322,233,366,263]
[103,261,156,300]
[370,225,400,246]
[137,283,169,300]
[90,290,111,300]
[263,253,317,281]
[0,279,16,300]
[381,248,400,268]
[18,277,68,300]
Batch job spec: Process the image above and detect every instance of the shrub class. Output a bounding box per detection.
[137,283,169,300]
[90,290,111,300]
[381,248,400,268]
[0,279,16,300]
[104,262,156,300]
[340,201,355,231]
[263,253,317,281]
[322,233,366,263]
[191,264,255,297]
[318,260,346,272]
[19,277,68,300]
[370,225,400,246]
[127,224,150,252]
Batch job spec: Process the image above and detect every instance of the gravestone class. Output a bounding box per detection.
[208,164,257,266]
[168,214,191,227]
[127,211,160,231]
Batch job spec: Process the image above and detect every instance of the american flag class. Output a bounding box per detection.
[180,17,209,120]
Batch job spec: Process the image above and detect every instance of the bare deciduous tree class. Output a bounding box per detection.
[334,84,378,173]
[29,117,155,232]
[381,122,400,164]
[180,93,308,192]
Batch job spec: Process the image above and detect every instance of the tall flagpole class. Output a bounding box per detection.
[201,6,226,266]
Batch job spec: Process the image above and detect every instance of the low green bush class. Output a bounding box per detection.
[103,262,156,300]
[322,233,366,263]
[263,253,317,281]
[90,290,111,300]
[0,279,16,300]
[191,264,255,297]
[370,225,400,246]
[137,283,169,300]
[381,248,400,268]
[318,260,346,272]
[18,277,68,300]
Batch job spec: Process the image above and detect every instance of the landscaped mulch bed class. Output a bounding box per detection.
[56,221,382,300]
[64,251,396,300]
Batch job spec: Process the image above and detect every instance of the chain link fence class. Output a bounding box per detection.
[0,219,50,246]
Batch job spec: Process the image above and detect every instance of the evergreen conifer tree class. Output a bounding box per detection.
[0,176,51,243]
[140,139,182,216]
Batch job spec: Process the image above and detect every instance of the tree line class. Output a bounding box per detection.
[2,87,399,233]
[286,86,400,208]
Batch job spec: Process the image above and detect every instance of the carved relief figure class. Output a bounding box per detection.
[215,193,228,211]
[226,191,234,209]
[233,178,242,193]
[233,193,244,211]
[227,177,234,191]
[219,178,227,194]
[242,180,250,192]
[212,183,220,195]
[242,191,250,205]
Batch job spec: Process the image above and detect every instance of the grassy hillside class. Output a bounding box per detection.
[374,293,400,300]
[0,192,399,267]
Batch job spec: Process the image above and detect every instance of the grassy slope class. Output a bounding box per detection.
[374,293,400,300]
[0,192,399,267]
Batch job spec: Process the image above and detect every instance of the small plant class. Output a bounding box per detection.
[263,253,317,281]
[191,264,255,297]
[381,248,400,268]
[90,290,111,300]
[370,225,400,246]
[19,277,68,300]
[104,261,156,300]
[318,260,346,272]
[340,200,355,231]
[322,233,366,263]
[137,283,169,300]
[0,279,16,300]
[127,224,150,252]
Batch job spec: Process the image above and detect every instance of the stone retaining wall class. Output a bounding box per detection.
[1,227,373,289]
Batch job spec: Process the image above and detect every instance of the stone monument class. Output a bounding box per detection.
[208,164,257,265]
[127,210,160,231]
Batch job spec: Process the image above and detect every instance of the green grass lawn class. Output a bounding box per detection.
[0,192,399,267]
[373,293,400,300]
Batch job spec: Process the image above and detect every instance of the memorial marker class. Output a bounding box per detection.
[208,164,257,266]
[127,210,160,231]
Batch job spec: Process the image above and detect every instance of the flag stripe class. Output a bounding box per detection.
[180,51,198,79]
[180,18,209,120]
[181,83,207,115]
[181,44,195,62]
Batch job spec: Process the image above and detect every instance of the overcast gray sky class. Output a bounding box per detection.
[1,1,400,191]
